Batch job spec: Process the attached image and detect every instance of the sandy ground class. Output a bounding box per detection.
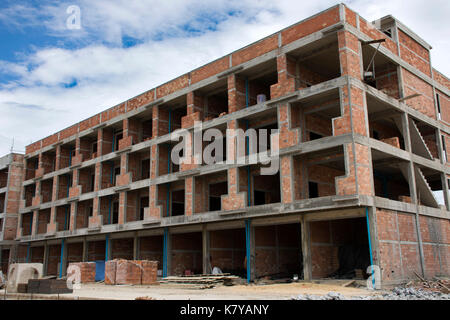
[0,280,379,300]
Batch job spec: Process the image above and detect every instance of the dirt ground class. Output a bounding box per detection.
[0,280,379,300]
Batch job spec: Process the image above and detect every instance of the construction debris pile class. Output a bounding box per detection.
[292,280,450,300]
[105,259,158,285]
[160,274,243,289]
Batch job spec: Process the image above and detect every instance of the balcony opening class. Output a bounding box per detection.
[21,212,33,236]
[290,34,340,88]
[76,199,93,229]
[0,168,8,188]
[171,188,185,217]
[37,209,50,235]
[371,149,411,202]
[100,194,119,225]
[79,131,98,160]
[79,165,95,194]
[126,187,148,222]
[292,89,340,142]
[196,79,228,121]
[237,58,278,106]
[41,179,53,203]
[293,146,345,200]
[240,164,281,206]
[367,94,405,150]
[25,156,38,180]
[55,205,70,231]
[194,171,227,213]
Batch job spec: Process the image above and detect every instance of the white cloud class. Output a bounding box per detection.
[0,0,448,156]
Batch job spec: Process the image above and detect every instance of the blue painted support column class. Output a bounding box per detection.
[59,239,65,278]
[366,207,375,289]
[105,234,110,261]
[163,227,169,277]
[245,219,254,283]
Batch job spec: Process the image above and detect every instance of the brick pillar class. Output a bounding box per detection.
[333,31,373,196]
[47,176,59,234]
[31,210,38,236]
[185,177,194,216]
[89,197,102,228]
[153,104,170,138]
[69,168,81,198]
[32,180,41,207]
[227,74,246,113]
[338,30,362,79]
[119,118,139,150]
[222,120,247,211]
[182,91,204,128]
[270,54,297,99]
[98,127,113,156]
[55,145,62,171]
[69,202,77,231]
[334,84,373,196]
[118,192,126,225]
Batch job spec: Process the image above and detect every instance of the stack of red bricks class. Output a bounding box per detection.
[67,262,96,283]
[105,259,158,285]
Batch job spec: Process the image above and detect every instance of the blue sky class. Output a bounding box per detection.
[0,0,449,157]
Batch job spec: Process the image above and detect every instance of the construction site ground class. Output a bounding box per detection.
[1,280,378,300]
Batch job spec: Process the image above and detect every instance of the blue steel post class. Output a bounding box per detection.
[366,207,375,289]
[163,227,168,277]
[59,238,65,278]
[105,234,109,261]
[245,219,251,283]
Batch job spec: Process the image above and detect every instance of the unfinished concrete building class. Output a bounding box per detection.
[2,4,449,285]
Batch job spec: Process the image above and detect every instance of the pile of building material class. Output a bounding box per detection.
[105,259,158,285]
[27,279,73,294]
[160,274,242,287]
[6,263,43,293]
[407,277,450,294]
[67,262,96,283]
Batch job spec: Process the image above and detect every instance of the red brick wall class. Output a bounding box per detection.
[111,238,133,260]
[255,224,301,278]
[310,218,368,278]
[398,30,431,77]
[210,229,245,274]
[171,232,202,275]
[376,209,449,281]
[402,69,435,118]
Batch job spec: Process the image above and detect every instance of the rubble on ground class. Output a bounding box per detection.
[292,285,450,300]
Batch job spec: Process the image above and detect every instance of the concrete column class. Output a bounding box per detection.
[8,244,17,266]
[202,225,210,274]
[163,228,171,277]
[43,243,49,276]
[300,216,312,281]
[69,202,77,231]
[133,234,140,260]
[400,113,411,152]
[105,235,112,261]
[31,210,38,236]
[82,237,88,262]
[441,174,450,211]
[245,219,255,282]
[406,162,426,277]
[59,239,68,278]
